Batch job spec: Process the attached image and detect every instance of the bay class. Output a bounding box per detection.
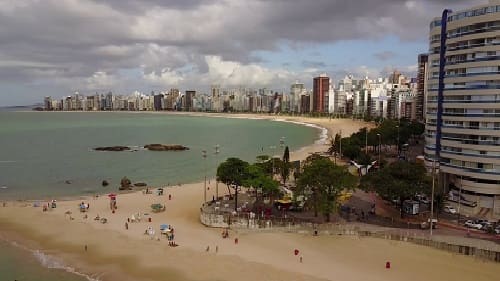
[0,112,318,200]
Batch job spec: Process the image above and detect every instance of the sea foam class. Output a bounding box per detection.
[32,250,100,281]
[1,237,100,281]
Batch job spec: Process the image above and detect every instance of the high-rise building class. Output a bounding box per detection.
[416,54,428,121]
[313,74,329,113]
[153,94,164,111]
[290,82,305,113]
[44,96,52,111]
[425,1,500,217]
[184,90,195,111]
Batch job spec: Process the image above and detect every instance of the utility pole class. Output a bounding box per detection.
[430,157,436,236]
[377,133,381,165]
[339,130,342,159]
[365,128,368,154]
[458,175,462,224]
[396,124,400,156]
[202,150,207,203]
[270,145,276,179]
[214,144,220,200]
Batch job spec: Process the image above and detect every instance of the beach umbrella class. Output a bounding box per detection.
[160,224,169,230]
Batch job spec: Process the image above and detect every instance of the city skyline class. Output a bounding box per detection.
[0,0,485,106]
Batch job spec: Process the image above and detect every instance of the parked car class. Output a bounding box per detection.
[464,220,483,230]
[481,222,494,233]
[443,205,457,214]
[494,227,500,234]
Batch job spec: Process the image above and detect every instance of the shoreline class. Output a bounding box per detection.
[6,114,497,281]
[0,113,375,281]
[1,111,357,202]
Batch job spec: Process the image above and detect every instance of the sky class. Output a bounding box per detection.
[0,0,486,106]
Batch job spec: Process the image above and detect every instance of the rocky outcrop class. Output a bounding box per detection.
[144,144,189,151]
[94,146,130,152]
[102,180,109,187]
[120,176,132,190]
[134,182,147,187]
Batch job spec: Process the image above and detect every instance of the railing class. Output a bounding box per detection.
[199,208,500,263]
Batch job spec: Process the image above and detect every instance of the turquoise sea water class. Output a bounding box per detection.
[0,111,319,281]
[0,112,318,200]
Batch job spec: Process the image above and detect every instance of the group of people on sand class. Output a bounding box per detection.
[79,201,90,212]
[42,200,57,211]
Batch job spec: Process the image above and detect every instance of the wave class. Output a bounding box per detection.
[0,186,7,189]
[32,250,100,281]
[1,237,100,281]
[271,119,328,145]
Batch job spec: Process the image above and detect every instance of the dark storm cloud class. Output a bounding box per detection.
[0,0,487,103]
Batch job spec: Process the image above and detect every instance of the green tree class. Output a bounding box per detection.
[243,164,280,202]
[341,141,361,160]
[217,157,249,211]
[296,156,357,221]
[360,161,431,217]
[327,133,341,158]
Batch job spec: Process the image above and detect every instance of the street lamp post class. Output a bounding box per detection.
[430,157,436,236]
[339,130,342,159]
[365,129,368,154]
[377,133,381,165]
[396,125,400,156]
[202,150,207,203]
[458,175,463,224]
[214,144,220,200]
[270,145,277,178]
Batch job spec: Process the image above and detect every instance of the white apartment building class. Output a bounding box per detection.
[425,1,500,217]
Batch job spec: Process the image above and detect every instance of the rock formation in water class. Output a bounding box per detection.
[143,144,189,151]
[119,176,132,190]
[94,146,130,151]
[102,180,109,187]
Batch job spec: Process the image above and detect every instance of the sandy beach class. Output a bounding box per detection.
[1,114,499,281]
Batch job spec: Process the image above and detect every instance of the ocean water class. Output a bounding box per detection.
[0,111,319,281]
[0,112,318,200]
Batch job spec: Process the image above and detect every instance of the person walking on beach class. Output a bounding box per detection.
[206,246,210,252]
[125,222,129,230]
[216,245,218,253]
[84,245,87,252]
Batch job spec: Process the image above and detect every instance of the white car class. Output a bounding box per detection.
[443,206,457,214]
[464,220,482,230]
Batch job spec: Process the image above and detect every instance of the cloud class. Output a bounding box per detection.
[0,0,487,104]
[302,60,327,68]
[373,51,397,61]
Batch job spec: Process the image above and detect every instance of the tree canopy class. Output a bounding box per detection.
[217,157,249,196]
[359,161,431,216]
[296,156,357,222]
